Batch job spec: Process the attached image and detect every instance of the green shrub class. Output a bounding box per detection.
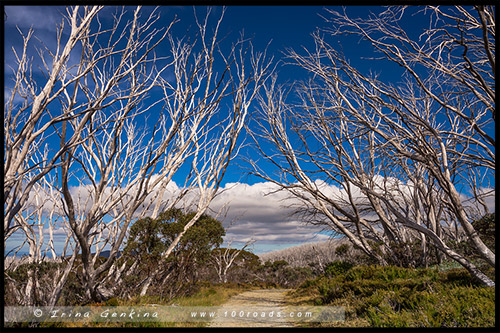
[335,243,350,257]
[444,268,477,286]
[300,265,495,327]
[299,278,321,289]
[344,265,378,281]
[104,297,119,306]
[324,260,353,277]
[204,288,217,296]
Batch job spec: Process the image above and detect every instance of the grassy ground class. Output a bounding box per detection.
[39,283,256,328]
[284,264,495,328]
[24,263,497,328]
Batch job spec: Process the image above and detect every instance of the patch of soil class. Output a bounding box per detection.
[208,289,293,327]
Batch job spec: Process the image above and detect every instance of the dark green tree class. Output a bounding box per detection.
[121,209,225,297]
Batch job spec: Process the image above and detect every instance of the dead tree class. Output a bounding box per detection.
[211,238,255,283]
[5,5,272,304]
[4,170,79,307]
[4,6,102,244]
[250,6,494,286]
[138,7,271,296]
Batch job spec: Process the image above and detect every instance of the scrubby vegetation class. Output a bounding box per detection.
[5,212,495,328]
[276,214,496,328]
[288,263,495,327]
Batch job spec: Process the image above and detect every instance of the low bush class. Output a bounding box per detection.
[334,243,350,257]
[324,260,353,277]
[292,264,495,327]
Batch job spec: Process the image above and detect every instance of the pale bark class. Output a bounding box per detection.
[4,6,102,239]
[250,6,494,285]
[43,6,271,301]
[211,239,255,283]
[136,7,272,298]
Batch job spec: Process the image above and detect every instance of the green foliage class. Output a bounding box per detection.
[126,217,165,258]
[334,243,350,257]
[344,265,439,283]
[207,248,262,284]
[324,260,353,277]
[212,248,261,270]
[294,264,495,327]
[446,213,495,263]
[5,261,86,306]
[124,208,225,262]
[235,249,261,269]
[104,297,120,306]
[264,259,289,270]
[383,240,437,268]
[58,269,86,306]
[5,261,60,282]
[119,209,226,298]
[255,260,314,288]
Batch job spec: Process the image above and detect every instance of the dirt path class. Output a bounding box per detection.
[208,289,294,327]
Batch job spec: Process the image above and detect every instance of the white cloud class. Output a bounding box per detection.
[15,180,330,254]
[460,187,496,218]
[207,182,330,250]
[482,187,496,213]
[17,173,494,256]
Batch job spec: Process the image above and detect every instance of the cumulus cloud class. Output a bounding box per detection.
[16,175,495,255]
[15,180,331,254]
[207,182,331,250]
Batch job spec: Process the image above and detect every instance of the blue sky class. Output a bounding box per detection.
[5,5,354,254]
[4,5,495,255]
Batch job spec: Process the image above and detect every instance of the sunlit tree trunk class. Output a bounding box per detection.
[250,6,494,286]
